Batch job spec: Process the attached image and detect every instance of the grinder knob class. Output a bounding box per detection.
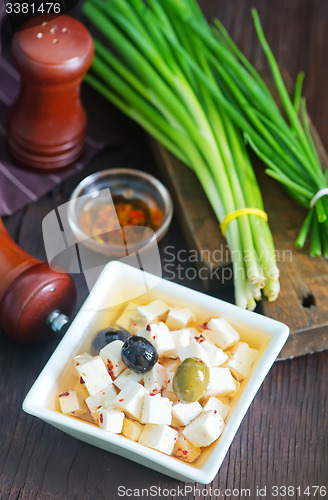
[0,218,76,343]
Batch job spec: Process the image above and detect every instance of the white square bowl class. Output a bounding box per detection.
[23,261,289,484]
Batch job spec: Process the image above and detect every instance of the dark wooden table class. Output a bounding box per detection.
[1,1,327,499]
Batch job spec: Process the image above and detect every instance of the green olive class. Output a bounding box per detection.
[173,357,210,403]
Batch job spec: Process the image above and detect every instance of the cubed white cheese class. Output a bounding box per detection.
[171,329,192,352]
[177,342,210,366]
[58,390,80,414]
[226,342,258,380]
[114,381,146,420]
[160,358,180,372]
[145,322,176,357]
[135,300,170,326]
[141,394,172,425]
[203,318,239,349]
[115,301,138,331]
[113,369,143,391]
[172,401,202,426]
[95,407,124,433]
[166,308,193,330]
[165,371,174,392]
[76,356,112,396]
[138,424,178,455]
[172,434,201,463]
[85,384,117,414]
[202,397,230,420]
[99,340,125,379]
[122,417,144,441]
[144,362,167,396]
[73,353,93,367]
[201,341,229,367]
[161,388,178,403]
[183,410,225,447]
[206,367,236,396]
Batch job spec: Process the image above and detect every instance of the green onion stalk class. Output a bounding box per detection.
[83,0,280,309]
[166,0,328,257]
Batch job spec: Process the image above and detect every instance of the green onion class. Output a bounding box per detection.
[167,0,328,254]
[83,0,281,308]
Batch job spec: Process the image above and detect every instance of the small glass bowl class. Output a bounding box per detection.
[68,168,173,256]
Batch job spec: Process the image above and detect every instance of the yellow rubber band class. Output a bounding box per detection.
[220,208,268,237]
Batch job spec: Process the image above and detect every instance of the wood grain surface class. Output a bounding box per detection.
[0,0,327,498]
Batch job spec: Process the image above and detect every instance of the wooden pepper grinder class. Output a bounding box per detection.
[0,218,77,343]
[7,14,94,173]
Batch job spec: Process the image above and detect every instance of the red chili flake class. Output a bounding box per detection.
[214,410,217,414]
[200,322,211,330]
[59,391,69,398]
[167,379,171,384]
[76,363,80,366]
[80,377,85,385]
[195,334,206,343]
[153,335,156,340]
[146,325,151,332]
[130,210,145,219]
[182,450,188,455]
[107,359,115,378]
[97,405,102,410]
[150,389,158,396]
[100,413,103,424]
[131,332,137,336]
[119,398,124,402]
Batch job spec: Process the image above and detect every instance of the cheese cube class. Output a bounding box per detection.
[114,381,146,420]
[172,401,202,426]
[177,342,210,366]
[138,424,178,455]
[73,353,93,367]
[58,390,80,414]
[122,417,144,442]
[85,384,117,414]
[206,367,236,396]
[165,371,174,392]
[160,358,180,372]
[145,322,176,357]
[161,388,178,403]
[202,397,230,420]
[144,362,167,396]
[171,329,192,351]
[135,300,170,326]
[226,342,258,380]
[203,318,239,349]
[141,394,172,425]
[201,341,229,367]
[76,356,112,396]
[96,407,124,433]
[115,301,138,331]
[113,369,143,391]
[172,434,201,463]
[166,308,193,330]
[99,340,125,379]
[183,410,225,447]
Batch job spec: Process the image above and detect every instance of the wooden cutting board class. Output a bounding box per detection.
[151,116,328,360]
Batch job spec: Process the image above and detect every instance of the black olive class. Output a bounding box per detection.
[91,327,130,354]
[121,336,158,373]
